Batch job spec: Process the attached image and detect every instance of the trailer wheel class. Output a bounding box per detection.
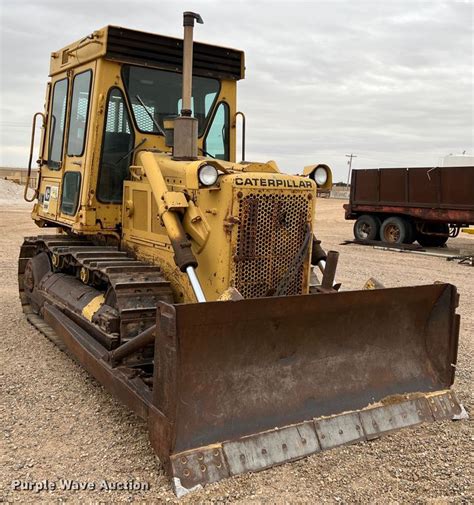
[416,224,449,247]
[380,217,411,244]
[353,215,381,240]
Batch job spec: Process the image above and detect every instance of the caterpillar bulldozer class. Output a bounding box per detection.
[19,12,465,496]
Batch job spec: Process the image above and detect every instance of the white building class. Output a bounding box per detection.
[442,154,474,166]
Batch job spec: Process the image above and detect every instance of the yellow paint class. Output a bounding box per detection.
[462,228,474,235]
[32,30,240,234]
[122,158,316,302]
[31,24,333,305]
[82,294,105,321]
[302,164,333,191]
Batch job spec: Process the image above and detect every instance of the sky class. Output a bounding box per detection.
[0,0,472,182]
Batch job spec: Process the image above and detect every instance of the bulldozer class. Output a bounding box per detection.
[19,12,465,496]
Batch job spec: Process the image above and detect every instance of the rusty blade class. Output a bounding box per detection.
[154,283,459,454]
[169,390,464,495]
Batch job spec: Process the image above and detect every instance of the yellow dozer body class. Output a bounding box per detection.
[19,13,465,496]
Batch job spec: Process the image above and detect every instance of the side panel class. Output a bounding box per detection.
[409,168,439,205]
[122,176,237,303]
[440,166,474,208]
[379,168,406,204]
[352,169,379,203]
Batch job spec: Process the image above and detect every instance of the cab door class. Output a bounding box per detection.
[36,75,68,221]
[58,64,94,222]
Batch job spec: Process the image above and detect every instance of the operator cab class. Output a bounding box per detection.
[30,26,244,232]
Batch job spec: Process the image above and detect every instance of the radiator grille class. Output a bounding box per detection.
[234,193,311,298]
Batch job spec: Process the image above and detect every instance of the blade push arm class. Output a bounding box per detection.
[138,151,205,302]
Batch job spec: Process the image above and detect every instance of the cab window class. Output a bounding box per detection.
[97,88,135,203]
[60,172,81,215]
[67,70,92,156]
[48,78,68,169]
[122,65,220,136]
[204,102,230,160]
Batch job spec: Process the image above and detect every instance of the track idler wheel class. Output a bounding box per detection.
[23,252,52,313]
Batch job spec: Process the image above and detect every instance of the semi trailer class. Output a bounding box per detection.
[345,165,474,246]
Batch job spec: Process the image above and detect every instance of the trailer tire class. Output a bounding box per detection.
[353,214,381,240]
[380,217,411,244]
[416,224,449,247]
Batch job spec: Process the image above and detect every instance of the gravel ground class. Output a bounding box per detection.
[0,179,30,207]
[1,191,473,503]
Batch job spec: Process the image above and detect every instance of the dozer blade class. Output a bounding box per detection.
[149,283,463,495]
[35,282,463,496]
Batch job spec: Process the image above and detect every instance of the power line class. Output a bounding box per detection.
[345,153,357,186]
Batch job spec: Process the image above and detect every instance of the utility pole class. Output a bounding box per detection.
[346,153,357,187]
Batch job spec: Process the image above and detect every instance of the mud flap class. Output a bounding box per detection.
[149,283,461,494]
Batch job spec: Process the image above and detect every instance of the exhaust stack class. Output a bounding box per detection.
[173,11,203,160]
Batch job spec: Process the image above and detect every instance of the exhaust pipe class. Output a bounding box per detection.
[173,11,203,160]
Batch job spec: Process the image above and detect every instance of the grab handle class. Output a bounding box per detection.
[24,112,46,202]
[234,111,246,162]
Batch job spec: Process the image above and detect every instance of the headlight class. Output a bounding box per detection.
[313,166,328,186]
[198,164,218,186]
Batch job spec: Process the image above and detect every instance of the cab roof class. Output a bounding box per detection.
[50,25,245,81]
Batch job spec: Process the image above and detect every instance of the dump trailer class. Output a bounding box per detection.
[19,13,465,496]
[345,166,474,246]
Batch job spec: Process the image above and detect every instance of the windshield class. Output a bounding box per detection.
[122,65,220,137]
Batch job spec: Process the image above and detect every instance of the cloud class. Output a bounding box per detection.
[0,0,472,180]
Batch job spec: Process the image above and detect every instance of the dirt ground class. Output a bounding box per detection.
[1,195,473,503]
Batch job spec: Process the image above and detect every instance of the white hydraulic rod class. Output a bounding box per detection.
[317,260,326,275]
[186,266,206,303]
